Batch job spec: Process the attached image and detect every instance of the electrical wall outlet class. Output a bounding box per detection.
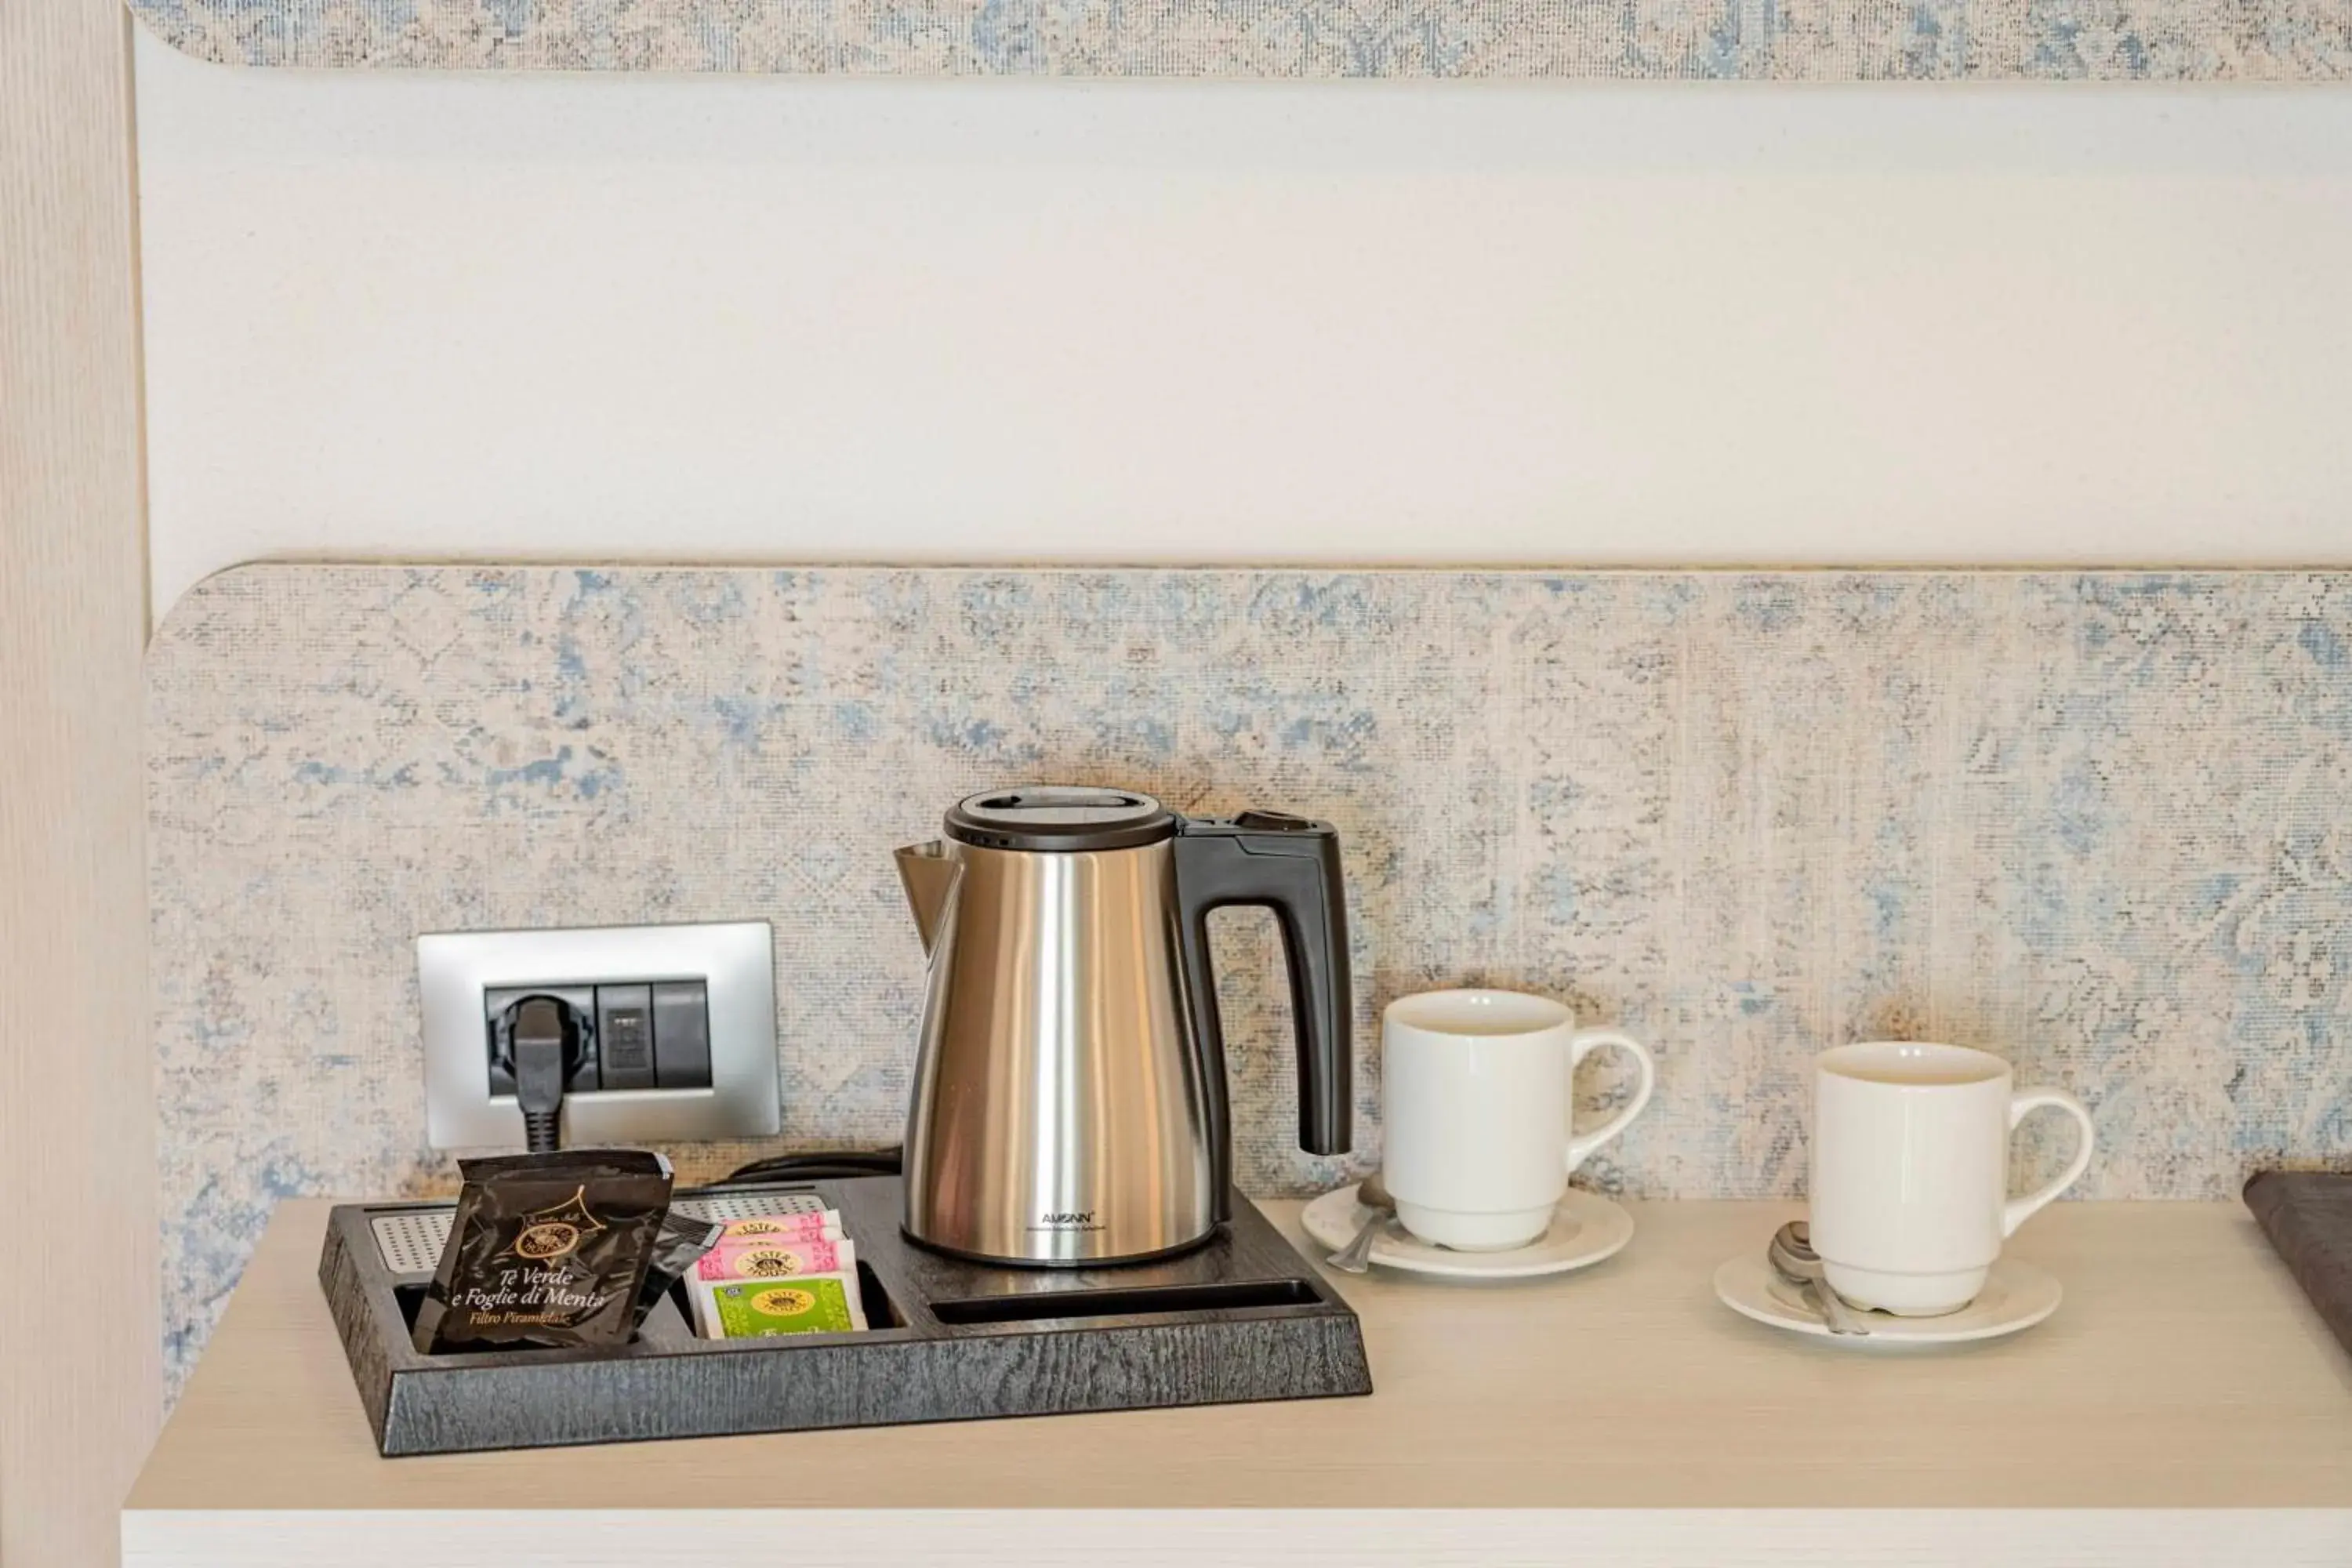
[417,920,779,1150]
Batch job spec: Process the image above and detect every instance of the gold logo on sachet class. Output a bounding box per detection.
[735,1247,804,1276]
[506,1186,607,1262]
[513,1222,579,1260]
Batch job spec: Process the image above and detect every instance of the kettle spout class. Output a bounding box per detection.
[893,840,964,958]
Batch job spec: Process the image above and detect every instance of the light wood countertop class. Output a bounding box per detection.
[124,1196,2352,1566]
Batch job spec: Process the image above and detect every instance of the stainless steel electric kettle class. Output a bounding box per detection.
[894,786,1353,1266]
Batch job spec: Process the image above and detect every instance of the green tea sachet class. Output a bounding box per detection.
[414,1149,673,1353]
[699,1275,870,1338]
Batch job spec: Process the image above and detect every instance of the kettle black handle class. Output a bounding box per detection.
[1173,812,1354,1219]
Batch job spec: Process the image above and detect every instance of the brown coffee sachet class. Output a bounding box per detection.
[634,1207,724,1327]
[414,1149,673,1353]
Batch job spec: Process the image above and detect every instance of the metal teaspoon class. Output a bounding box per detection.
[1769,1220,1871,1336]
[1327,1173,1396,1274]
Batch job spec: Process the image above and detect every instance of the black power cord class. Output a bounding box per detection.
[713,1147,904,1185]
[509,995,579,1154]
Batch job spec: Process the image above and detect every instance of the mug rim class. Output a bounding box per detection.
[1384,987,1573,1038]
[1818,1040,2009,1087]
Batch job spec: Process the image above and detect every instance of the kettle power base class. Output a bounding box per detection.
[319,1174,1372,1457]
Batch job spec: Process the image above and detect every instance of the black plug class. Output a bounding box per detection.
[510,995,579,1153]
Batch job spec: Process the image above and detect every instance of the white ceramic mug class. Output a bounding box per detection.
[1809,1041,2095,1316]
[1381,989,1657,1250]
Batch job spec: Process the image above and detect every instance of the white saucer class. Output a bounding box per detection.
[1713,1251,2062,1345]
[1301,1182,1635,1279]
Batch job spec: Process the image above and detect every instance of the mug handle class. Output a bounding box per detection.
[1563,1028,1657,1176]
[2002,1087,2096,1237]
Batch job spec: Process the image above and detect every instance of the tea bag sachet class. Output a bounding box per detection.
[714,1211,845,1243]
[414,1149,673,1353]
[634,1208,724,1327]
[696,1275,869,1338]
[692,1236,857,1283]
[687,1207,868,1338]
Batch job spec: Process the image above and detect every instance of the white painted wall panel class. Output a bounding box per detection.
[134,34,2352,617]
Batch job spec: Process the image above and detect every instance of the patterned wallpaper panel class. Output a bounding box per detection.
[129,0,2352,75]
[150,566,2352,1382]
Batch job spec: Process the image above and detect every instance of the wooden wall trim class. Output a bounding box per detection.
[1,0,159,1564]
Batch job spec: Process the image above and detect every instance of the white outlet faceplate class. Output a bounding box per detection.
[416,920,779,1150]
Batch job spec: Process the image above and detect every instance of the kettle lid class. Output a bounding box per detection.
[945,786,1176,852]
